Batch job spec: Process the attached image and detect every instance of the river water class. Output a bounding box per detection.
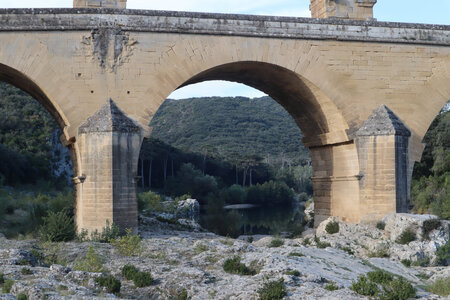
[199,202,305,237]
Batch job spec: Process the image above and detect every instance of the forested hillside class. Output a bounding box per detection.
[0,82,65,187]
[411,105,449,220]
[139,96,312,192]
[150,96,310,166]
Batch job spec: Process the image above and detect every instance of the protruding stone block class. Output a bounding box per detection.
[76,99,141,234]
[73,0,127,9]
[356,105,411,221]
[310,0,376,20]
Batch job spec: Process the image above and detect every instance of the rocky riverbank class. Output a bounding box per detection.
[0,213,448,299]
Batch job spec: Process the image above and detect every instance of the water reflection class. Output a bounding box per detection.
[200,202,305,237]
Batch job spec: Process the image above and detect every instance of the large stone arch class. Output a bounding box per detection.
[0,63,82,221]
[178,61,348,139]
[130,35,352,138]
[139,60,361,225]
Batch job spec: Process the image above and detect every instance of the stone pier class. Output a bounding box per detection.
[75,99,141,233]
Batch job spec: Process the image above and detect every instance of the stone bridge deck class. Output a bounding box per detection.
[1,8,449,45]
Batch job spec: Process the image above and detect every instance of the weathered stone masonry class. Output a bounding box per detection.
[0,6,449,233]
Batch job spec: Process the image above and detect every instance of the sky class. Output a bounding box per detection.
[1,0,449,99]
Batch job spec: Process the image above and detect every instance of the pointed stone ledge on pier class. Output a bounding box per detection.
[78,98,140,134]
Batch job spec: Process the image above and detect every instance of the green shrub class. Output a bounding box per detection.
[416,273,431,280]
[87,220,121,243]
[17,294,28,300]
[411,256,430,267]
[269,238,284,248]
[122,264,139,280]
[430,188,449,221]
[288,252,304,257]
[422,219,441,239]
[133,271,154,287]
[73,246,104,272]
[426,277,450,297]
[325,221,339,234]
[223,256,256,276]
[352,272,416,300]
[367,270,393,284]
[175,194,192,203]
[176,289,189,300]
[257,279,287,300]
[314,236,331,249]
[29,202,49,227]
[246,180,294,206]
[166,163,218,202]
[435,241,449,266]
[324,283,339,291]
[302,237,311,246]
[396,228,416,245]
[221,185,246,204]
[29,248,44,262]
[351,275,379,296]
[95,274,121,295]
[193,243,209,254]
[21,267,33,275]
[285,270,300,276]
[30,246,64,267]
[376,221,386,230]
[368,247,390,258]
[138,191,163,212]
[2,279,14,293]
[17,258,29,265]
[340,246,354,255]
[110,229,142,256]
[0,273,4,284]
[57,285,68,291]
[121,265,154,287]
[247,236,254,243]
[39,211,75,242]
[401,259,411,267]
[380,277,416,300]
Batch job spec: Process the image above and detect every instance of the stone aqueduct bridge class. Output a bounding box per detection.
[0,7,449,233]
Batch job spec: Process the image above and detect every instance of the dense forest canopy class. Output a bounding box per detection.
[411,103,450,220]
[139,96,313,192]
[0,82,64,187]
[150,96,310,166]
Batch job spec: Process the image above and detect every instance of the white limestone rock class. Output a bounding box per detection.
[175,198,200,222]
[383,213,438,241]
[316,216,340,237]
[0,212,448,299]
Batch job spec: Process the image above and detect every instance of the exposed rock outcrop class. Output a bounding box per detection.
[175,199,200,222]
[0,213,448,299]
[314,214,449,265]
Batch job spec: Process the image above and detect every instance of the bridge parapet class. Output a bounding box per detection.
[74,0,126,9]
[310,0,377,20]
